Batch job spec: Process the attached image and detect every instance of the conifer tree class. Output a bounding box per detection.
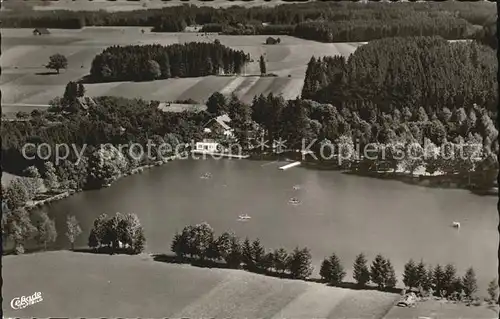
[353,253,371,286]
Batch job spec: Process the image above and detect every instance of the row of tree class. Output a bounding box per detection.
[171,223,313,279]
[90,42,250,82]
[2,204,82,255]
[169,222,491,299]
[293,14,470,43]
[88,212,146,255]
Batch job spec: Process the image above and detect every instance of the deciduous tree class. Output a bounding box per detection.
[35,211,57,251]
[65,215,82,251]
[46,53,68,74]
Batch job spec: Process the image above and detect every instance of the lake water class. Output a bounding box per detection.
[35,158,497,292]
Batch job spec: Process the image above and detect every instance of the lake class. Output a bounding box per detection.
[34,158,498,292]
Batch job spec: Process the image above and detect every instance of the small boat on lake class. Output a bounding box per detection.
[292,185,301,190]
[452,221,461,228]
[200,172,212,179]
[289,197,301,205]
[238,214,251,220]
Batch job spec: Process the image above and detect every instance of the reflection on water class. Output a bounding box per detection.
[30,158,497,290]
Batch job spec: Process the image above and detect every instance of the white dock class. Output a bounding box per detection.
[191,150,249,159]
[279,161,301,170]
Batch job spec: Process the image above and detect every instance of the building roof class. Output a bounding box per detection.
[76,96,96,110]
[158,102,207,113]
[33,28,50,34]
[203,114,232,131]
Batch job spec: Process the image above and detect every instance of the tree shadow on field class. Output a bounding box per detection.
[35,71,58,76]
[152,253,231,269]
[73,247,137,255]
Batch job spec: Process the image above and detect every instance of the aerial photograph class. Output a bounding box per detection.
[1,0,498,318]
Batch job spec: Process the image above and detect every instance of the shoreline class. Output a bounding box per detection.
[23,153,186,211]
[17,151,497,212]
[245,152,497,196]
[302,160,498,196]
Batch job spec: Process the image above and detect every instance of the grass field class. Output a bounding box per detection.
[1,27,360,115]
[3,251,399,318]
[4,251,496,318]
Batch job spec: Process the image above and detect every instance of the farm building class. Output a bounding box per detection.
[203,114,234,138]
[195,114,234,152]
[266,37,281,45]
[33,28,50,36]
[194,140,221,153]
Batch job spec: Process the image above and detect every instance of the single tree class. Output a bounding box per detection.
[415,260,428,290]
[288,247,313,280]
[43,161,59,192]
[133,227,146,254]
[320,253,346,285]
[88,229,99,252]
[403,259,418,289]
[433,264,445,295]
[273,248,289,274]
[65,215,82,251]
[226,236,242,269]
[23,166,42,197]
[487,279,498,304]
[462,267,478,300]
[215,231,236,264]
[160,53,171,78]
[46,53,68,74]
[206,92,227,115]
[259,55,267,75]
[443,263,458,296]
[63,81,79,103]
[5,179,29,210]
[371,254,389,289]
[241,237,254,269]
[77,83,85,97]
[171,232,186,259]
[190,222,214,260]
[384,258,397,288]
[146,60,161,81]
[206,238,220,261]
[35,212,57,251]
[353,253,371,286]
[252,238,266,270]
[319,257,332,282]
[3,208,36,254]
[261,250,275,272]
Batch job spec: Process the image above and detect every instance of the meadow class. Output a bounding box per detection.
[1,27,360,115]
[2,251,399,318]
[4,251,496,318]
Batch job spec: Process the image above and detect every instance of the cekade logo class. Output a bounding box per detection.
[10,292,43,310]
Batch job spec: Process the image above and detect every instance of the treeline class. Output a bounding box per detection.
[168,222,491,302]
[293,14,469,42]
[89,42,250,82]
[1,94,208,183]
[2,2,495,42]
[206,92,498,189]
[303,37,497,114]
